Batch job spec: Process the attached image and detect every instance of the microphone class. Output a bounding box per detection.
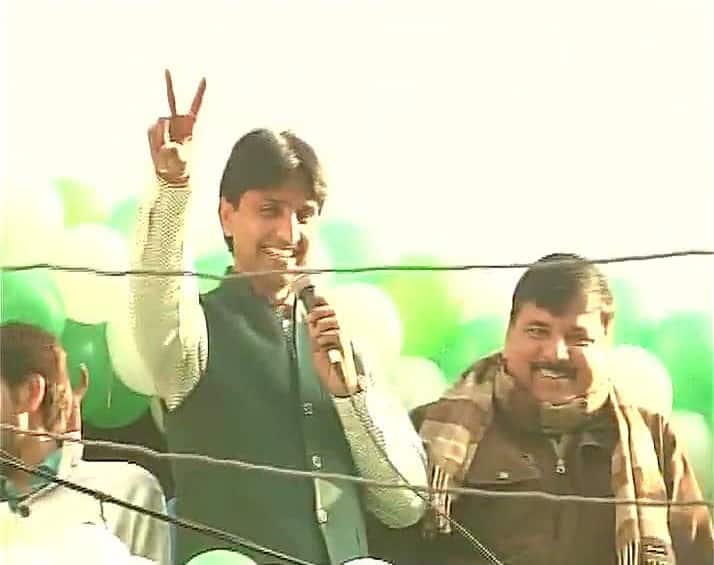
[292,274,320,312]
[292,275,344,367]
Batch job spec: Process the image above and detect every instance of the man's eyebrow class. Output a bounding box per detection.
[525,321,550,328]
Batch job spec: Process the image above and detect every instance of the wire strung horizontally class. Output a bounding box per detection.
[5,426,712,509]
[341,387,503,564]
[0,451,318,565]
[2,248,712,564]
[0,249,712,280]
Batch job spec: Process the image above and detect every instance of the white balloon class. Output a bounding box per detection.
[0,181,64,266]
[448,267,521,322]
[604,260,714,320]
[329,283,403,375]
[609,345,673,418]
[390,356,448,411]
[187,194,226,257]
[52,224,129,324]
[306,238,333,272]
[186,549,258,564]
[106,311,157,396]
[669,411,713,498]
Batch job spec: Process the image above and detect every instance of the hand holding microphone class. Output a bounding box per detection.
[293,275,362,397]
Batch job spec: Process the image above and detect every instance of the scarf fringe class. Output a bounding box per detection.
[426,464,453,535]
[420,355,672,564]
[618,541,637,565]
[618,539,671,565]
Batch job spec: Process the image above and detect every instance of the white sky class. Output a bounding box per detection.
[2,0,712,269]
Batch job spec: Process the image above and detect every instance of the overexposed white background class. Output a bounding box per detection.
[2,0,712,308]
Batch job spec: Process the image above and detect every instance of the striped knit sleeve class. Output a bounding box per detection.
[129,177,208,411]
[333,349,428,528]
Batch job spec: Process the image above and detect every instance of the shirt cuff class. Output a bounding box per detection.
[332,389,370,422]
[156,173,190,190]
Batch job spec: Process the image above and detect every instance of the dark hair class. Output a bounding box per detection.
[509,253,615,326]
[219,129,328,252]
[0,322,70,429]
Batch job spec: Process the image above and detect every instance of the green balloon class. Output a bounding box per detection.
[54,177,109,227]
[1,270,67,337]
[186,550,257,564]
[86,374,151,429]
[610,277,656,349]
[108,196,140,238]
[318,219,385,286]
[194,249,233,294]
[652,312,713,425]
[379,255,463,359]
[61,320,149,428]
[434,316,508,383]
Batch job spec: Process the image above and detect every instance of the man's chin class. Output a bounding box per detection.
[538,393,582,406]
[247,272,290,297]
[268,272,295,289]
[529,382,584,405]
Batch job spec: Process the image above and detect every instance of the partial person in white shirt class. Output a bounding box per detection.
[0,322,170,564]
[130,71,427,565]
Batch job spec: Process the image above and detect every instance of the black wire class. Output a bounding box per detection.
[0,454,317,565]
[4,247,710,563]
[332,340,502,561]
[344,388,504,565]
[0,249,711,280]
[6,427,712,508]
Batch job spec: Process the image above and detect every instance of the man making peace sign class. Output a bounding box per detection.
[130,71,427,565]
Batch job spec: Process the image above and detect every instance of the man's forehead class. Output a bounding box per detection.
[517,301,604,326]
[247,185,318,208]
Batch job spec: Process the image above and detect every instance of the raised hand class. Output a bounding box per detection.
[49,345,89,434]
[66,362,89,434]
[147,69,206,184]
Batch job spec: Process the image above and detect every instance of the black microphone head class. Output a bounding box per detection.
[17,504,30,518]
[292,274,319,311]
[292,274,314,297]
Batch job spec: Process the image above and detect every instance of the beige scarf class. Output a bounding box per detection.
[419,352,673,565]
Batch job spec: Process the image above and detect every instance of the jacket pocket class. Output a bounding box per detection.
[457,443,551,564]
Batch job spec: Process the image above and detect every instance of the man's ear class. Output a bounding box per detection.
[13,374,46,415]
[602,312,615,342]
[219,197,238,238]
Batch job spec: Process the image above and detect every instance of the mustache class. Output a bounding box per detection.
[531,361,576,379]
[262,238,306,252]
[262,244,298,254]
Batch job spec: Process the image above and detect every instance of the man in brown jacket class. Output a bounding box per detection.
[369,253,713,565]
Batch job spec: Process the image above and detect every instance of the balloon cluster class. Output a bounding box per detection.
[1,178,712,496]
[2,180,149,428]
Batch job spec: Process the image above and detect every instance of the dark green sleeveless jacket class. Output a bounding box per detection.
[166,277,368,564]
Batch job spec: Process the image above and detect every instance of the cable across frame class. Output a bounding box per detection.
[0,450,318,565]
[2,249,712,563]
[0,249,712,280]
[4,427,712,510]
